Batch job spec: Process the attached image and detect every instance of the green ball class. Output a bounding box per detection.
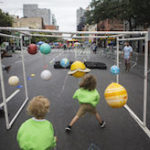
[40,43,51,55]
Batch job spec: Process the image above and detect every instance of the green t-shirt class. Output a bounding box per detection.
[73,88,100,107]
[17,118,56,150]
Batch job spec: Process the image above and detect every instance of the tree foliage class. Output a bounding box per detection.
[0,9,13,44]
[0,9,13,27]
[85,0,150,30]
[131,0,150,27]
[31,32,60,43]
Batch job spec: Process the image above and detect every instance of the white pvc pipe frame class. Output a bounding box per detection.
[0,32,28,129]
[0,28,149,138]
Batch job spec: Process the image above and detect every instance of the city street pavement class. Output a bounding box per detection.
[0,48,150,150]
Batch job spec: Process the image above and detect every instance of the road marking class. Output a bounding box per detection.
[15,60,22,64]
[58,73,68,98]
[49,51,64,64]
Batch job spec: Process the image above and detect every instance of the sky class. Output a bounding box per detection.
[0,0,91,31]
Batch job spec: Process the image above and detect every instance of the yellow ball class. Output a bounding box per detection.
[72,71,86,78]
[8,76,19,86]
[104,82,128,108]
[68,61,90,78]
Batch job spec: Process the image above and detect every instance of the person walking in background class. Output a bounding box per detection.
[92,42,97,54]
[65,74,105,132]
[123,41,133,72]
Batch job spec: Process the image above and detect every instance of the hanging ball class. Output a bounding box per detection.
[8,76,19,86]
[27,44,38,55]
[40,70,52,80]
[60,58,70,68]
[104,82,128,108]
[110,65,120,75]
[68,61,90,78]
[40,43,51,55]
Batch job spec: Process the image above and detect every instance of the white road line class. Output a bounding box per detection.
[58,73,68,98]
[15,60,22,64]
[49,51,64,64]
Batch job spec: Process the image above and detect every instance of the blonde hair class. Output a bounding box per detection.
[27,96,50,119]
[79,74,97,91]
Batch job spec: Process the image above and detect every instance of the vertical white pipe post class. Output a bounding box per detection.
[143,32,148,126]
[20,34,28,99]
[29,36,31,45]
[96,24,98,45]
[0,48,9,129]
[116,37,119,83]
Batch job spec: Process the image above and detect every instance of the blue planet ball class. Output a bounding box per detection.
[110,65,120,75]
[60,58,70,68]
[40,43,51,55]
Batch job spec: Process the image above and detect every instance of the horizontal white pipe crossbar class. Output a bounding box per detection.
[0,89,20,107]
[74,35,117,39]
[73,34,128,39]
[31,34,65,38]
[124,104,150,138]
[31,34,120,39]
[118,37,145,41]
[18,31,31,36]
[0,33,20,39]
[0,27,147,35]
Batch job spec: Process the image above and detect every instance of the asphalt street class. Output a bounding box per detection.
[0,48,150,150]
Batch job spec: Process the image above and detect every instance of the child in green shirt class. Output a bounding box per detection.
[17,96,56,150]
[65,74,105,132]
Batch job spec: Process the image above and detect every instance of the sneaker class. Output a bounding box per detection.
[65,125,71,132]
[5,65,11,73]
[0,108,5,117]
[100,121,106,128]
[1,51,7,58]
[0,108,10,117]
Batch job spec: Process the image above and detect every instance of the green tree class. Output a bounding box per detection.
[131,0,150,28]
[31,32,59,43]
[85,0,150,30]
[0,9,13,27]
[0,9,13,44]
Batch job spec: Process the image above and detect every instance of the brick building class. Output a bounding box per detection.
[44,25,59,30]
[97,19,124,31]
[13,17,44,29]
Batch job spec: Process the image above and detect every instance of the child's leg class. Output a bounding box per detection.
[95,111,105,127]
[95,112,103,124]
[65,105,86,132]
[124,59,127,71]
[69,105,86,127]
[69,115,79,126]
[127,59,130,72]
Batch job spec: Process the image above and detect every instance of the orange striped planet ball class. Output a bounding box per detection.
[104,82,128,108]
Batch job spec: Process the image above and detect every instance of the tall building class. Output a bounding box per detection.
[23,4,51,25]
[52,14,57,26]
[76,7,86,31]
